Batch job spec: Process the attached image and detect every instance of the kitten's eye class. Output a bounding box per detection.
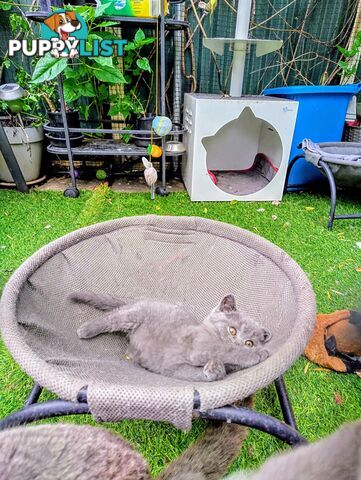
[245,340,254,348]
[228,326,237,336]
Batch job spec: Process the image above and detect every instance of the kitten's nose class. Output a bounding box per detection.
[71,20,80,27]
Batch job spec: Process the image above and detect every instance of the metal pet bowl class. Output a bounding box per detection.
[0,84,25,102]
[165,140,186,156]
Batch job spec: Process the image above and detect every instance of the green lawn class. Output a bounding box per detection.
[0,187,360,476]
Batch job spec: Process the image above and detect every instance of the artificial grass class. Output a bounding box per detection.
[0,186,360,476]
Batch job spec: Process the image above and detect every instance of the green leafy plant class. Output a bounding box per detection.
[337,31,361,79]
[0,9,56,125]
[108,28,155,121]
[0,1,13,11]
[31,4,155,123]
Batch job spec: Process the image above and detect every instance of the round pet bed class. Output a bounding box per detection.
[0,216,315,435]
[287,139,361,229]
[302,139,361,188]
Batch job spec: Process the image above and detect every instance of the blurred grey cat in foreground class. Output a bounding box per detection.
[0,416,360,480]
[70,292,271,381]
[0,423,149,480]
[226,420,361,480]
[0,397,253,480]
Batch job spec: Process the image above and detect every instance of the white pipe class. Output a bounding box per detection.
[230,0,252,97]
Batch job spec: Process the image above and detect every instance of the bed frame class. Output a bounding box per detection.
[0,376,307,446]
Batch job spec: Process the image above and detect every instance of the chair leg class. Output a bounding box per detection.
[24,382,43,407]
[0,400,90,430]
[319,160,337,230]
[284,154,305,193]
[197,404,307,446]
[274,376,297,430]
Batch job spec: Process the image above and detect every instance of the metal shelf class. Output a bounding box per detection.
[28,0,178,195]
[25,12,188,30]
[47,139,148,157]
[25,11,48,21]
[100,16,188,30]
[44,122,186,136]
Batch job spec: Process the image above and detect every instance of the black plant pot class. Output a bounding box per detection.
[133,114,161,148]
[45,133,84,148]
[47,110,83,148]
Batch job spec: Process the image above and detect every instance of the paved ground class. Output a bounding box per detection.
[35,176,186,193]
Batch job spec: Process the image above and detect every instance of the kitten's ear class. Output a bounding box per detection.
[262,328,272,343]
[218,295,237,312]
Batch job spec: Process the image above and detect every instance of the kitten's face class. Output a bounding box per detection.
[204,295,271,361]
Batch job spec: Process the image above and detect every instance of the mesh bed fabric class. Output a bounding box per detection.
[303,141,361,188]
[0,216,316,430]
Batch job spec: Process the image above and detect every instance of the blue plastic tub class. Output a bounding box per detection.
[264,84,361,188]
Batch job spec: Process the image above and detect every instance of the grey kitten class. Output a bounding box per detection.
[0,423,149,480]
[70,292,271,381]
[225,420,361,480]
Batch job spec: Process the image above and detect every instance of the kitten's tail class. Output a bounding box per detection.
[157,397,253,480]
[69,291,127,311]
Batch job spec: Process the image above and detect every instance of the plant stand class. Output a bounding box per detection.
[27,6,188,197]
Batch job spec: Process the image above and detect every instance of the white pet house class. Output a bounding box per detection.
[182,94,298,201]
[181,0,298,202]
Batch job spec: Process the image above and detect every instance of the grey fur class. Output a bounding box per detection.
[158,397,254,480]
[71,292,271,381]
[226,421,361,480]
[0,423,149,480]
[0,415,360,480]
[0,398,252,480]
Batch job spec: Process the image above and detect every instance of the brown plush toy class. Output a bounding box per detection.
[304,309,361,373]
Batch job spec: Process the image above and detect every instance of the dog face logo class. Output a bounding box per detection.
[41,10,87,58]
[9,8,126,59]
[44,12,81,42]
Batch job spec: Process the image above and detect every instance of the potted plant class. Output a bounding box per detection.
[0,83,44,184]
[337,31,361,141]
[107,28,158,145]
[0,8,53,183]
[31,5,156,145]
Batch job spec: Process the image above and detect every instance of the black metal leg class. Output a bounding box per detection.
[107,158,114,186]
[197,405,307,446]
[57,75,79,198]
[0,400,90,430]
[319,160,336,230]
[24,383,43,407]
[284,154,305,193]
[1,382,306,446]
[157,3,169,197]
[275,376,297,430]
[0,122,28,193]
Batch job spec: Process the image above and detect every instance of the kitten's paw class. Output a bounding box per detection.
[204,359,226,381]
[77,323,97,339]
